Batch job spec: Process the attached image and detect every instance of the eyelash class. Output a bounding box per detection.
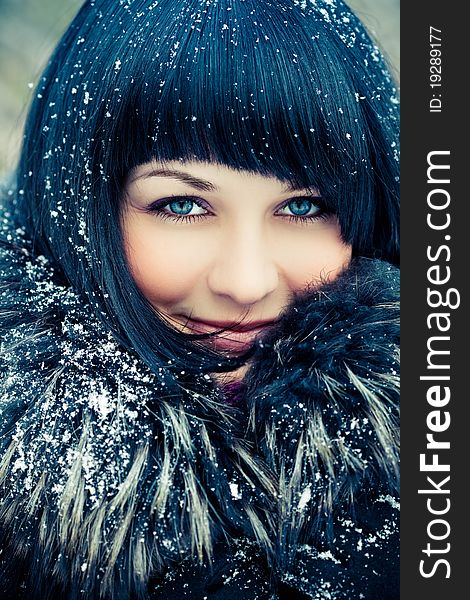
[145,195,331,224]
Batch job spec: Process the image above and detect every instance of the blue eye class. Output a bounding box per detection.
[288,199,315,216]
[279,198,321,218]
[147,196,209,221]
[167,199,205,216]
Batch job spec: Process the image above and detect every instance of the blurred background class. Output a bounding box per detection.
[0,0,399,179]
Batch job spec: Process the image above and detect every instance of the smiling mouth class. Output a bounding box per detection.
[179,317,278,353]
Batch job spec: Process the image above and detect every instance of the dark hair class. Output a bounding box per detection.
[11,0,399,375]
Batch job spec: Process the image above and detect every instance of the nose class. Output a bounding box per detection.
[207,229,279,306]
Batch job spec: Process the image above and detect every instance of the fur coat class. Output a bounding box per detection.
[0,208,400,600]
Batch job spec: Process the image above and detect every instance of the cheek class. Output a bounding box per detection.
[280,227,352,291]
[124,218,209,307]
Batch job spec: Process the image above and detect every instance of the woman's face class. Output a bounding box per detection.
[122,160,352,355]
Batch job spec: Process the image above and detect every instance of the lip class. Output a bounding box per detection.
[180,317,278,353]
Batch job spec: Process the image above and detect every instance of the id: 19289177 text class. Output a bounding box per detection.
[429,26,443,113]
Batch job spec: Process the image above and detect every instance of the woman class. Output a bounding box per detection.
[0,0,400,598]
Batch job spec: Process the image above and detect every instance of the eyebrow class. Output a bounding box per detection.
[129,168,312,194]
[282,181,312,193]
[129,169,218,192]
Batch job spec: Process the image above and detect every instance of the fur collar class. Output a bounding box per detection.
[0,215,399,599]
